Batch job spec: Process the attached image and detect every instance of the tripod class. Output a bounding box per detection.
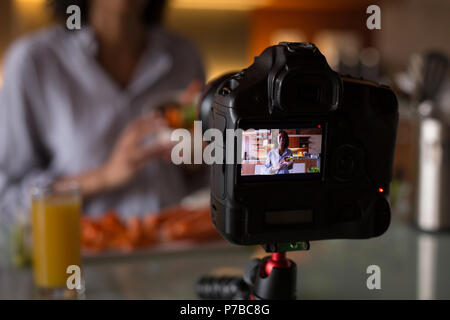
[196,242,310,300]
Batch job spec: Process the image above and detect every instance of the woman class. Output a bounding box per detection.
[265,131,294,175]
[0,0,205,221]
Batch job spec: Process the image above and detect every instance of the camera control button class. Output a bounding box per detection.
[219,87,232,95]
[281,42,315,52]
[234,70,246,80]
[338,154,355,172]
[332,145,361,182]
[219,79,240,95]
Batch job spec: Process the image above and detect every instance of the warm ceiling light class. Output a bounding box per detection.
[14,0,46,7]
[170,0,271,11]
[13,0,46,15]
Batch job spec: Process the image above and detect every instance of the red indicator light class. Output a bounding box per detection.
[378,188,384,193]
[318,125,321,129]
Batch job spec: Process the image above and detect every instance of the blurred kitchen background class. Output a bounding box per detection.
[0,0,450,300]
[1,0,449,197]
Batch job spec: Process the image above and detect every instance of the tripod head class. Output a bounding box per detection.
[196,242,309,300]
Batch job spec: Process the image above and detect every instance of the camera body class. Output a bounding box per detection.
[205,42,398,245]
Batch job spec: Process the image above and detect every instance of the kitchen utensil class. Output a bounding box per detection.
[415,51,450,232]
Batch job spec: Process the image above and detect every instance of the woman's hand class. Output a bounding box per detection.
[100,112,172,190]
[269,163,281,174]
[55,113,174,197]
[279,161,288,168]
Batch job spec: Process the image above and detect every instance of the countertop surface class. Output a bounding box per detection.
[1,219,450,300]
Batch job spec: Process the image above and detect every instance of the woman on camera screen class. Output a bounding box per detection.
[265,130,294,175]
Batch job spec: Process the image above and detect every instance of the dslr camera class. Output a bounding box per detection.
[200,42,398,246]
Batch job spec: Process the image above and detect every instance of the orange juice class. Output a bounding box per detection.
[31,193,82,289]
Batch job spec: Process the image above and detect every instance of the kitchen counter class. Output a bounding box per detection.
[1,219,450,300]
[241,157,319,175]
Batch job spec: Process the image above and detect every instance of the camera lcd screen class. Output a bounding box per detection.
[240,126,323,177]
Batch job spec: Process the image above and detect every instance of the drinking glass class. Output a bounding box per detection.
[30,184,83,299]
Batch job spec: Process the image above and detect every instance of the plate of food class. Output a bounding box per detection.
[81,190,225,259]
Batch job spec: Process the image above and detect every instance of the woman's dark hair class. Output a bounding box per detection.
[279,130,290,150]
[49,0,167,26]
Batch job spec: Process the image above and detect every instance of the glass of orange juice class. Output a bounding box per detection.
[30,184,83,299]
